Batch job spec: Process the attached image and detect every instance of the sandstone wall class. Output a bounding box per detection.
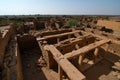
[0,26,14,66]
[17,34,38,51]
[16,43,23,80]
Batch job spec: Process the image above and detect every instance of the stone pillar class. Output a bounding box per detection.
[58,65,63,80]
[94,47,99,63]
[78,54,84,71]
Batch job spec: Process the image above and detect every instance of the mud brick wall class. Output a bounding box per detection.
[0,26,14,66]
[17,34,38,52]
[17,25,24,34]
[34,21,45,30]
[58,36,95,54]
[0,32,2,42]
[48,36,95,69]
[16,44,23,80]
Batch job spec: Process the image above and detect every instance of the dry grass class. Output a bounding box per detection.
[97,20,120,32]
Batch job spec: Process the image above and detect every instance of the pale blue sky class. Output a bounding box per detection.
[0,0,120,15]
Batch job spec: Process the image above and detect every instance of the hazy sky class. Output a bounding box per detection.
[0,0,120,15]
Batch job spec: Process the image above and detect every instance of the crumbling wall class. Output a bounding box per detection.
[44,35,96,69]
[34,20,46,30]
[0,26,14,66]
[16,44,23,80]
[0,32,2,43]
[17,34,39,52]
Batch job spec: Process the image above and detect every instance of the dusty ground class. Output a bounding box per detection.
[84,59,119,80]
[97,20,120,32]
[83,47,120,80]
[21,48,47,80]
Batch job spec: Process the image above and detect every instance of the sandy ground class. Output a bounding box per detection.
[84,59,119,80]
[97,20,120,32]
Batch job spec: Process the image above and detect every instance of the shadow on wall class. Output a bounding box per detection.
[17,34,40,53]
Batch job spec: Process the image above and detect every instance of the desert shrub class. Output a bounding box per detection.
[12,21,23,34]
[12,21,21,29]
[66,19,78,27]
[0,19,8,26]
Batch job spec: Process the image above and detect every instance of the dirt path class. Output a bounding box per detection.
[21,48,47,80]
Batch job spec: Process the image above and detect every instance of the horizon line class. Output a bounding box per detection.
[0,14,120,16]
